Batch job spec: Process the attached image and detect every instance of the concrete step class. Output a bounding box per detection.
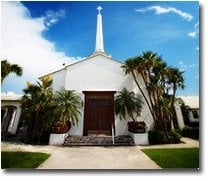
[64,135,135,146]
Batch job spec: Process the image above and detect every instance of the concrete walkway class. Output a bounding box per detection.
[1,142,160,169]
[1,137,199,169]
[39,146,161,169]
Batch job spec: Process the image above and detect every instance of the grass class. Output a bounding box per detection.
[1,151,50,169]
[142,148,199,169]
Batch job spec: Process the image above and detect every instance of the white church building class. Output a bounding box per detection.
[41,6,154,139]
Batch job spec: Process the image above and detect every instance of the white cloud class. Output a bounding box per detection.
[194,22,199,28]
[195,46,199,51]
[188,31,197,38]
[44,9,66,28]
[135,5,193,21]
[1,2,82,93]
[178,61,198,71]
[188,21,199,38]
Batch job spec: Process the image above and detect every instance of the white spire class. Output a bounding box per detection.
[95,6,104,53]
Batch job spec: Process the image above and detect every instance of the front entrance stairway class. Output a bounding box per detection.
[63,135,135,146]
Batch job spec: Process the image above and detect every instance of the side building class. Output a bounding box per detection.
[1,93,22,135]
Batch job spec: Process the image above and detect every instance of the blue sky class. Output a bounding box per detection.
[1,1,199,96]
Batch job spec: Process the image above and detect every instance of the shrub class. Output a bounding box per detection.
[128,121,146,133]
[148,129,181,145]
[21,130,50,145]
[148,129,167,144]
[175,128,182,135]
[182,127,199,139]
[166,131,181,143]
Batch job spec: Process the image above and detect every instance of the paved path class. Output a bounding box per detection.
[1,143,160,169]
[1,137,198,169]
[39,146,161,169]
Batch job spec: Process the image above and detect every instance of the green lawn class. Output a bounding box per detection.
[1,151,50,169]
[142,148,199,169]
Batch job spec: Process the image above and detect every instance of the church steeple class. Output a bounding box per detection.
[95,6,104,53]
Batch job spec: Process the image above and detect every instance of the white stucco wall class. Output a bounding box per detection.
[131,75,154,131]
[50,54,154,136]
[64,55,134,92]
[114,116,129,136]
[174,102,185,129]
[68,110,84,135]
[50,68,66,92]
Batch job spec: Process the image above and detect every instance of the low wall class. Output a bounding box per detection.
[129,132,149,145]
[49,133,68,145]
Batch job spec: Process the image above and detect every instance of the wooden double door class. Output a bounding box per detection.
[83,91,115,136]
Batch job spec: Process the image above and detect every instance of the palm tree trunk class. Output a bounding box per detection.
[129,112,136,122]
[131,71,156,123]
[169,85,176,129]
[33,111,39,142]
[140,73,155,121]
[171,85,176,109]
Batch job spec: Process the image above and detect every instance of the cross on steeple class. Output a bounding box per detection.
[97,6,102,14]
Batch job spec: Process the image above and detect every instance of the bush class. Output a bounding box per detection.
[166,131,181,144]
[38,130,50,144]
[20,130,50,145]
[128,121,146,133]
[148,129,181,145]
[175,129,182,135]
[148,129,167,144]
[182,127,199,139]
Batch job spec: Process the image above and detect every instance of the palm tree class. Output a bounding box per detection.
[22,76,53,120]
[123,51,185,132]
[21,75,54,143]
[122,51,168,124]
[53,90,82,127]
[167,67,185,108]
[115,88,144,133]
[1,60,23,84]
[115,88,143,122]
[122,57,155,123]
[158,96,173,132]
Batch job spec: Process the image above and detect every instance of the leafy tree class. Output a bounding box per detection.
[1,60,23,84]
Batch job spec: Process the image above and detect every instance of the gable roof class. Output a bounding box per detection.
[39,53,124,79]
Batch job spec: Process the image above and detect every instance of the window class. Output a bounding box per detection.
[192,110,199,119]
[91,101,97,108]
[101,101,108,107]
